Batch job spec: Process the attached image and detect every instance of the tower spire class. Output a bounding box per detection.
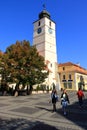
[39,4,50,19]
[43,4,46,10]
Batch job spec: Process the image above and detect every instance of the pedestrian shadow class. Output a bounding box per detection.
[35,106,52,112]
[56,98,87,130]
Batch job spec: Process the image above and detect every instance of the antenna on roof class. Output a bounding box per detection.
[76,62,80,66]
[43,4,46,10]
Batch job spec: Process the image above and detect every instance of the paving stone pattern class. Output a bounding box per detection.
[0,91,87,130]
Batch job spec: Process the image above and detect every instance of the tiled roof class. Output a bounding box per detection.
[58,62,87,75]
[59,62,78,67]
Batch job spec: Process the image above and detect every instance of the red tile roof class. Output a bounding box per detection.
[58,62,87,75]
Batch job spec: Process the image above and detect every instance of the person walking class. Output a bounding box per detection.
[51,89,58,112]
[77,87,84,108]
[61,89,70,115]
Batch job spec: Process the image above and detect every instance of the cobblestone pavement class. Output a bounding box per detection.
[0,91,87,130]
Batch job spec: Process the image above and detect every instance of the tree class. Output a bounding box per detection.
[0,40,48,93]
[0,51,10,94]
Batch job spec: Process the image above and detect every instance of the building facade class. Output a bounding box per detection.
[58,62,87,91]
[32,9,87,91]
[33,9,60,90]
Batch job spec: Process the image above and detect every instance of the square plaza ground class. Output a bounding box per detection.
[0,91,87,130]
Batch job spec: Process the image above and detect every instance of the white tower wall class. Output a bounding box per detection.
[33,10,60,90]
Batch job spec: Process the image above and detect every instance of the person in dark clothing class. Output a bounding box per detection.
[77,87,84,108]
[61,89,70,115]
[51,89,58,112]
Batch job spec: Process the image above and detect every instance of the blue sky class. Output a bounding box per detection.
[0,0,87,69]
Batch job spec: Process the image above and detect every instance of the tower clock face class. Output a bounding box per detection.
[37,27,42,34]
[48,28,53,34]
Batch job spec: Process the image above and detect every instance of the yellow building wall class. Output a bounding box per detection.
[58,64,87,91]
[75,73,87,90]
[59,72,76,90]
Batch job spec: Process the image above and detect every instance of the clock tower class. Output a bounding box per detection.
[33,9,60,90]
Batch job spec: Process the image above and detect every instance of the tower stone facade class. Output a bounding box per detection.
[33,9,60,90]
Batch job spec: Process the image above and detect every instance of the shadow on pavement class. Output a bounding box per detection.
[56,98,87,130]
[0,118,58,130]
[29,122,58,130]
[36,95,87,130]
[0,92,87,130]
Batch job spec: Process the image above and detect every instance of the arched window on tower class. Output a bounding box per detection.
[49,21,51,27]
[50,63,52,67]
[38,21,41,26]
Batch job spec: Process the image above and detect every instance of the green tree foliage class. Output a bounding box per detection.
[0,40,48,89]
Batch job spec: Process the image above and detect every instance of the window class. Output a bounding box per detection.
[63,82,67,89]
[62,75,66,82]
[68,82,72,89]
[50,63,52,67]
[69,74,71,80]
[49,21,51,27]
[63,75,65,80]
[63,67,65,71]
[38,21,40,26]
